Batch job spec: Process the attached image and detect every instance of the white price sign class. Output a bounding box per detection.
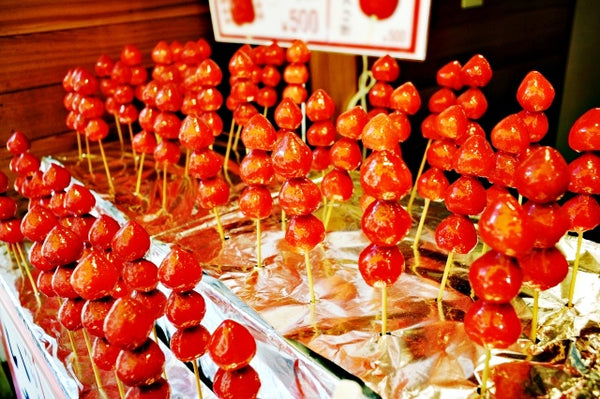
[209,0,431,60]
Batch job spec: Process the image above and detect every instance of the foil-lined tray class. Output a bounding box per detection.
[22,149,600,398]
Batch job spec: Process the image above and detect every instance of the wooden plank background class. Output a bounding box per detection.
[0,0,576,176]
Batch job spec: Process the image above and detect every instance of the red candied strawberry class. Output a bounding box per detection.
[165,290,206,329]
[104,296,156,350]
[306,89,335,122]
[133,130,158,155]
[59,214,96,243]
[281,84,307,104]
[489,151,520,188]
[518,246,568,291]
[111,221,150,262]
[82,296,115,337]
[170,325,210,362]
[274,97,303,130]
[63,184,96,216]
[312,146,331,172]
[93,336,120,371]
[213,365,261,399]
[371,54,400,82]
[21,206,58,242]
[562,194,600,233]
[43,163,71,193]
[196,176,229,209]
[568,108,600,152]
[358,243,405,287]
[444,175,487,215]
[158,245,203,292]
[515,146,569,204]
[523,201,569,249]
[479,193,534,257]
[71,249,120,300]
[154,139,181,165]
[239,185,273,220]
[179,115,214,151]
[362,113,400,151]
[389,82,421,115]
[286,39,310,63]
[329,137,362,171]
[360,150,412,201]
[435,214,478,254]
[568,152,600,195]
[200,112,224,137]
[464,300,521,349]
[435,104,468,141]
[189,148,224,180]
[116,338,165,387]
[461,54,492,88]
[368,81,393,108]
[130,289,166,321]
[454,135,495,177]
[283,63,309,85]
[52,264,80,298]
[85,118,110,142]
[518,110,549,143]
[417,167,449,201]
[361,200,411,246]
[426,139,458,171]
[153,112,182,140]
[469,250,522,303]
[124,378,170,399]
[6,130,31,155]
[271,131,312,179]
[209,319,257,371]
[122,259,159,292]
[37,270,56,297]
[428,87,456,114]
[29,241,55,271]
[388,111,412,143]
[239,150,275,186]
[517,71,555,112]
[41,225,84,267]
[436,60,463,91]
[241,114,277,151]
[88,214,121,251]
[58,297,85,331]
[284,214,325,252]
[321,168,354,202]
[491,113,530,154]
[11,152,40,177]
[456,87,488,120]
[307,120,336,147]
[336,106,369,140]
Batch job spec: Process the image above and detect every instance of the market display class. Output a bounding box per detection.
[1,31,600,399]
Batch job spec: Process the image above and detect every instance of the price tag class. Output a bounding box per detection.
[209,0,431,60]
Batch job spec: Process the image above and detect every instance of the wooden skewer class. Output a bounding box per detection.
[380,283,388,336]
[115,370,125,399]
[192,360,204,399]
[13,243,41,306]
[82,329,107,399]
[480,347,492,399]
[161,163,168,213]
[128,123,137,169]
[76,131,83,160]
[98,138,115,198]
[407,138,431,215]
[223,121,236,186]
[323,200,335,231]
[85,134,95,179]
[305,251,316,304]
[412,198,430,251]
[134,152,146,197]
[213,207,225,242]
[530,289,540,342]
[256,218,262,268]
[567,229,583,308]
[113,114,125,154]
[437,251,455,321]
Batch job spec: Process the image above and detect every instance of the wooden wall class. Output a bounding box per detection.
[0,0,576,174]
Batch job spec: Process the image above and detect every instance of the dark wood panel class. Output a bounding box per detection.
[0,14,213,93]
[0,1,207,35]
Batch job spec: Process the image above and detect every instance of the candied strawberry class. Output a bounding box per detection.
[138,107,159,135]
[196,87,224,113]
[153,112,182,140]
[426,139,458,171]
[562,194,600,233]
[360,150,412,201]
[361,200,411,246]
[454,135,495,177]
[63,184,96,216]
[271,131,312,179]
[371,54,400,82]
[158,245,203,292]
[456,87,488,120]
[124,378,170,399]
[209,319,257,371]
[283,63,309,85]
[239,185,273,220]
[568,152,600,194]
[444,175,487,215]
[189,148,223,180]
[130,289,166,321]
[336,106,369,140]
[71,249,120,300]
[417,167,449,201]
[358,243,405,287]
[428,87,456,114]
[42,225,84,267]
[93,336,120,371]
[241,114,277,151]
[239,150,275,185]
[567,107,600,152]
[51,263,80,298]
[256,87,278,108]
[464,300,521,349]
[260,64,281,87]
[362,113,399,151]
[43,163,71,193]
[286,40,310,63]
[170,325,210,362]
[519,246,568,291]
[306,89,335,122]
[88,214,120,251]
[154,139,181,164]
[59,214,95,243]
[491,113,530,154]
[165,290,206,329]
[179,115,214,151]
[515,146,569,204]
[213,365,261,399]
[29,241,55,271]
[436,60,463,91]
[196,176,230,209]
[104,297,156,350]
[469,250,522,303]
[517,71,555,112]
[435,214,477,254]
[82,296,115,337]
[122,259,159,292]
[368,81,393,109]
[111,221,150,262]
[37,269,56,297]
[200,111,224,136]
[321,168,354,202]
[20,205,57,242]
[278,177,321,216]
[489,150,520,188]
[6,130,30,155]
[274,97,303,130]
[329,137,362,171]
[388,111,411,143]
[479,193,534,257]
[312,146,331,171]
[389,82,421,115]
[284,214,325,252]
[518,110,549,143]
[58,297,85,331]
[523,201,569,248]
[435,104,468,141]
[282,84,307,104]
[11,152,40,177]
[117,338,165,387]
[231,79,259,103]
[307,120,336,147]
[460,54,492,88]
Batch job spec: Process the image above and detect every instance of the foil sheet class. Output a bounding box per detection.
[26,150,600,398]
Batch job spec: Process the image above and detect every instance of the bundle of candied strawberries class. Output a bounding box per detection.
[1,36,599,399]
